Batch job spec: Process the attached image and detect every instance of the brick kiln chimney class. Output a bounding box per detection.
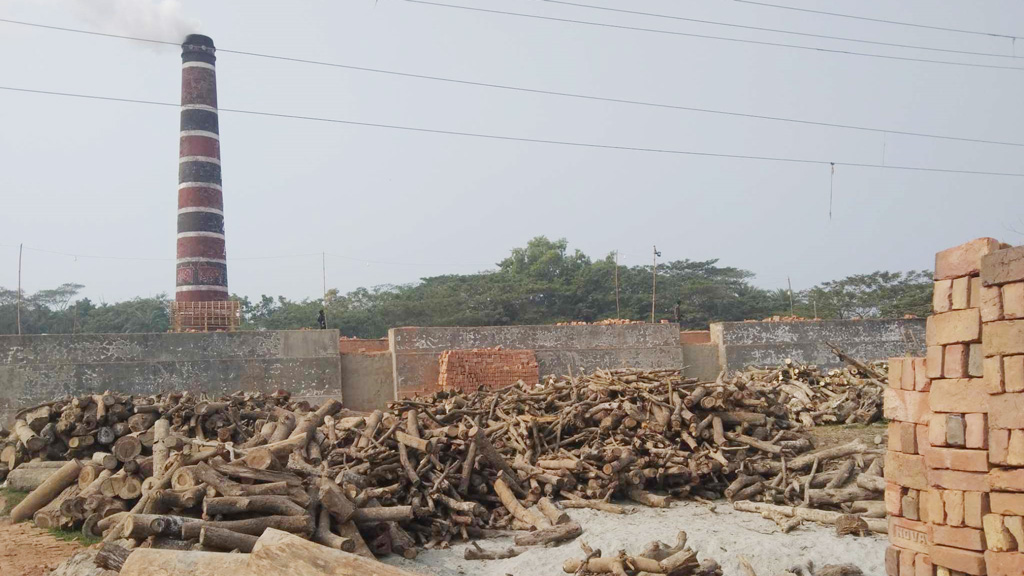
[176,34,228,303]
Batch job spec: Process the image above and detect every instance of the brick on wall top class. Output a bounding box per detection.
[981,244,1024,286]
[935,238,1006,280]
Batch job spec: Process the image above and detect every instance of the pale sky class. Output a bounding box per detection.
[0,0,1021,303]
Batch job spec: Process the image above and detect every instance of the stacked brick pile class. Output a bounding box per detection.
[886,238,1024,576]
[437,348,539,393]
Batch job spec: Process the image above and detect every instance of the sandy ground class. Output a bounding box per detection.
[384,500,888,576]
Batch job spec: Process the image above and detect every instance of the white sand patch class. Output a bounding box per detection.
[383,500,887,576]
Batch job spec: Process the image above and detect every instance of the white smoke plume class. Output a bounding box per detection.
[69,0,201,42]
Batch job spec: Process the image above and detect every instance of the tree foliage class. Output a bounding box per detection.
[0,237,933,337]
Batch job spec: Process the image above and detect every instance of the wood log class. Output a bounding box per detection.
[732,501,886,534]
[96,543,131,572]
[351,505,415,525]
[313,506,356,552]
[805,486,879,507]
[319,479,357,523]
[10,459,83,522]
[494,476,549,529]
[153,418,170,477]
[465,542,525,560]
[118,548,251,576]
[182,515,315,539]
[855,473,886,493]
[204,495,307,518]
[14,419,46,452]
[113,434,143,462]
[6,465,60,492]
[151,486,206,510]
[337,521,375,559]
[200,525,259,553]
[537,497,571,525]
[248,528,432,576]
[513,520,582,546]
[290,398,342,442]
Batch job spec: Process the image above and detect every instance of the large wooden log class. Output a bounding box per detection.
[513,520,582,546]
[204,495,307,518]
[6,465,60,492]
[14,419,46,452]
[181,515,315,539]
[200,525,259,553]
[248,528,432,576]
[118,548,252,576]
[732,501,887,534]
[10,459,83,522]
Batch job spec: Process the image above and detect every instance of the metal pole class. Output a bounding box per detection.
[787,276,795,316]
[17,243,23,335]
[650,245,657,323]
[322,252,328,326]
[614,250,620,318]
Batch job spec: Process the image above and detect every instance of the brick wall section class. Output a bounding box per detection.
[885,238,1024,576]
[437,348,539,393]
[339,338,389,354]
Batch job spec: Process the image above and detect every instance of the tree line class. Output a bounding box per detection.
[0,237,932,337]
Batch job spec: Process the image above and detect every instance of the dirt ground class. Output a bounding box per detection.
[0,518,84,576]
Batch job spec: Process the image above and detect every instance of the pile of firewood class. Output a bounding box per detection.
[727,355,887,427]
[0,366,886,569]
[562,531,722,575]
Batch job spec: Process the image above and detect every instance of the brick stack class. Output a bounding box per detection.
[886,238,1024,576]
[980,242,1024,576]
[437,348,539,393]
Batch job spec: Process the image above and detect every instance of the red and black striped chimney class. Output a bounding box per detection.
[176,34,228,303]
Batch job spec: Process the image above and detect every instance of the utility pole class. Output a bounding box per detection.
[17,243,23,335]
[322,252,328,326]
[651,245,660,323]
[614,250,620,318]
[787,276,795,316]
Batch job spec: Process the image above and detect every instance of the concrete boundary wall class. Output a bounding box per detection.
[711,319,926,371]
[389,324,684,398]
[0,330,342,423]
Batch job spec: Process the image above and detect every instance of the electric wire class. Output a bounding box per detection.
[527,0,1022,59]
[1,85,1021,178]
[400,0,1023,71]
[1,17,1021,147]
[731,0,1020,40]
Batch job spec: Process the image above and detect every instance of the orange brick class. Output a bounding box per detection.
[922,490,945,525]
[980,282,1004,323]
[924,448,989,472]
[927,346,945,379]
[927,310,982,346]
[986,356,1005,394]
[934,280,954,313]
[1008,430,1024,467]
[985,550,1024,576]
[944,345,969,378]
[890,421,919,454]
[900,548,917,576]
[903,357,918,390]
[964,492,989,529]
[970,277,983,309]
[990,468,1024,492]
[983,245,1024,285]
[904,490,921,521]
[990,429,1010,465]
[988,392,1024,429]
[935,238,1002,280]
[915,358,931,391]
[886,546,901,576]
[885,388,933,423]
[952,277,971,311]
[944,490,966,527]
[1004,356,1024,393]
[887,483,906,516]
[930,379,989,413]
[891,517,931,554]
[927,469,989,492]
[964,413,987,449]
[984,320,1024,357]
[931,525,986,551]
[887,452,930,490]
[930,414,949,447]
[929,545,986,575]
[1003,283,1024,319]
[990,492,1024,515]
[892,358,906,388]
[914,554,933,576]
[983,514,1016,552]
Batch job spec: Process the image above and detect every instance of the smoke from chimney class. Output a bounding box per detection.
[70,0,200,42]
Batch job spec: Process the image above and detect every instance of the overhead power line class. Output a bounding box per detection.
[731,0,1020,41]
[401,0,1023,71]
[2,17,1021,148]
[528,0,1022,59]
[1,85,1021,178]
